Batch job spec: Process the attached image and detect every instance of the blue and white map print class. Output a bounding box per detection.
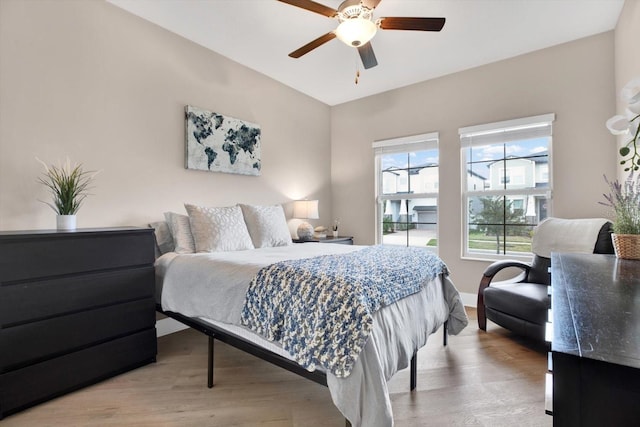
[185,105,261,176]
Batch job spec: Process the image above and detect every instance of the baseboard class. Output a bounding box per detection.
[156,317,189,337]
[460,292,477,308]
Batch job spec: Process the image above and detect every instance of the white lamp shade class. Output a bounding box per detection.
[293,200,319,220]
[335,18,377,47]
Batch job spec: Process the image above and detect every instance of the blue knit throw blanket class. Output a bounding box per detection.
[240,245,448,378]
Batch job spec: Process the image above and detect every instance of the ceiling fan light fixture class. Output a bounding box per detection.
[335,18,377,47]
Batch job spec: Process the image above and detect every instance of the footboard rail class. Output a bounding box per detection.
[158,305,327,387]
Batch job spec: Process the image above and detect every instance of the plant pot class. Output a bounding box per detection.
[611,233,640,260]
[332,230,339,238]
[56,215,77,231]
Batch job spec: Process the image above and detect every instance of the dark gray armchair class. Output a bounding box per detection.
[477,219,614,341]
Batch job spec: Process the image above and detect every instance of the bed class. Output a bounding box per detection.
[152,204,468,427]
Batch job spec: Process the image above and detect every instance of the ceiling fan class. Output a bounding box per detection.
[277,0,445,70]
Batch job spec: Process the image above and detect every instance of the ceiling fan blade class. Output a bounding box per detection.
[362,0,383,9]
[379,17,446,31]
[357,42,378,69]
[288,32,337,58]
[276,0,338,18]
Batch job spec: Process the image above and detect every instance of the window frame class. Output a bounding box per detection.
[460,114,555,261]
[373,132,439,251]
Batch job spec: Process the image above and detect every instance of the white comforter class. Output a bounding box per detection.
[158,244,468,427]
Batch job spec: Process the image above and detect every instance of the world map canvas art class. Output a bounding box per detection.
[185,105,261,176]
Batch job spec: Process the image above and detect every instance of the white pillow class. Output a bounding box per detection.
[148,221,175,256]
[163,212,195,254]
[185,204,255,252]
[240,204,292,248]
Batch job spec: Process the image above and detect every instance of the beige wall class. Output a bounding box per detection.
[0,1,632,297]
[0,0,331,232]
[614,0,640,179]
[331,32,617,295]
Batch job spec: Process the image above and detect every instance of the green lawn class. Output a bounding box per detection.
[468,231,532,253]
[410,232,532,254]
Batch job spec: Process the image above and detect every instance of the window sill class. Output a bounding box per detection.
[461,253,533,263]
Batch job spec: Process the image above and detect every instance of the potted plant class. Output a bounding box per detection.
[601,174,640,259]
[332,218,340,238]
[603,76,640,258]
[36,158,98,230]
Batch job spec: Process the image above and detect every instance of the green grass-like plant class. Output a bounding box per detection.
[36,158,98,215]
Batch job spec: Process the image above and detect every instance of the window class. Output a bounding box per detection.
[460,114,555,259]
[373,132,439,250]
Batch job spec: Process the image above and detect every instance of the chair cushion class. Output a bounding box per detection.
[484,282,549,325]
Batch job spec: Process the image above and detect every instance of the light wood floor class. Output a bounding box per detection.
[3,308,552,426]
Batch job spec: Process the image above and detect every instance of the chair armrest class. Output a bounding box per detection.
[477,259,531,331]
[483,259,531,279]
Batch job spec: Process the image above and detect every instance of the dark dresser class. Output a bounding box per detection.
[0,227,157,419]
[551,253,640,426]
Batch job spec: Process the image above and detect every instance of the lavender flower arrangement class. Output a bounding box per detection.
[600,174,640,235]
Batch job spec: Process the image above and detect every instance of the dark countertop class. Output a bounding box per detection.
[551,253,640,369]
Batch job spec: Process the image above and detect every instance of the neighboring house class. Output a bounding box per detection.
[486,151,549,223]
[382,165,489,231]
[381,164,438,229]
[468,169,489,192]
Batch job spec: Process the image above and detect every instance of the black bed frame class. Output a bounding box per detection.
[157,304,448,425]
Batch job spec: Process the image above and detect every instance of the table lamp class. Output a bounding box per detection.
[293,199,319,240]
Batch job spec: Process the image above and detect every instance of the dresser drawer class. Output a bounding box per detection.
[0,230,154,283]
[0,298,155,372]
[0,266,154,327]
[0,328,157,418]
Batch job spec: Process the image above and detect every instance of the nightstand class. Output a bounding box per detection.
[293,236,353,245]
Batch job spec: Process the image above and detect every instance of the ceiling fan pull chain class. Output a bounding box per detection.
[354,50,361,85]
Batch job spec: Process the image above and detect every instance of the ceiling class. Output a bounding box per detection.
[106,0,624,106]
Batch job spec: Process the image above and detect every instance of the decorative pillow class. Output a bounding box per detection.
[163,212,196,254]
[239,204,292,248]
[148,221,175,256]
[185,204,254,252]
